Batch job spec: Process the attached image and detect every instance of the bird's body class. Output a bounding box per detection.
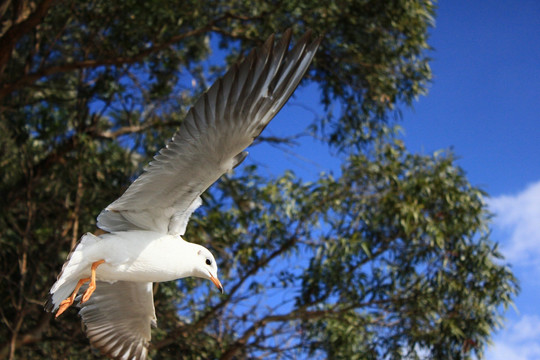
[45,29,320,359]
[94,232,196,283]
[53,232,196,286]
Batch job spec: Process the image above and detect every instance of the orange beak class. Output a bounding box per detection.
[209,274,224,293]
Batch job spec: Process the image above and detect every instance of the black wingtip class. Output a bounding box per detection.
[301,28,323,54]
[44,294,54,313]
[232,151,249,169]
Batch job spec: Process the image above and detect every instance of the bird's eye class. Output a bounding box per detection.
[205,259,212,266]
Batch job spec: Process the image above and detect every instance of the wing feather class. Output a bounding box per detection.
[97,29,321,234]
[78,281,156,360]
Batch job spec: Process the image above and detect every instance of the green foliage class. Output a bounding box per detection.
[0,0,518,359]
[298,142,518,359]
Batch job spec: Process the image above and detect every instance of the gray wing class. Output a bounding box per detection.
[96,29,321,235]
[78,281,156,360]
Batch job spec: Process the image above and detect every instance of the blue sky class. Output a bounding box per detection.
[247,1,540,358]
[402,0,540,196]
[400,2,540,358]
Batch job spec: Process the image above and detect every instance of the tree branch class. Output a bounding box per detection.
[219,302,382,360]
[0,312,51,360]
[0,15,237,99]
[153,233,301,351]
[93,119,182,139]
[0,0,56,78]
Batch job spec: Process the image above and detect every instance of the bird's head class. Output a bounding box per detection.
[191,244,223,293]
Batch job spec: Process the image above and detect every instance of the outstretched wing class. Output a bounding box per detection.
[78,281,156,360]
[97,29,320,235]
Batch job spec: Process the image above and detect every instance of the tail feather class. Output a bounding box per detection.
[45,233,100,313]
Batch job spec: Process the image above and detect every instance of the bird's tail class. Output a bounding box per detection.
[44,232,100,313]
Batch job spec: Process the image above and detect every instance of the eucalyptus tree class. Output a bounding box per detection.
[0,1,517,359]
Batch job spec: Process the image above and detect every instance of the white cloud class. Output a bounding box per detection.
[507,315,540,343]
[486,182,540,359]
[486,315,540,360]
[487,180,540,268]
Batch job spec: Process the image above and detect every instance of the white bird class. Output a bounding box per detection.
[45,29,320,359]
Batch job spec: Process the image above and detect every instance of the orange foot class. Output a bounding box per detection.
[55,259,105,318]
[56,277,90,318]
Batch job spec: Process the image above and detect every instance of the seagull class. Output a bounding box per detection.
[45,29,320,360]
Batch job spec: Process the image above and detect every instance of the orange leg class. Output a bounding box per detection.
[54,259,105,318]
[56,277,90,318]
[81,259,105,303]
